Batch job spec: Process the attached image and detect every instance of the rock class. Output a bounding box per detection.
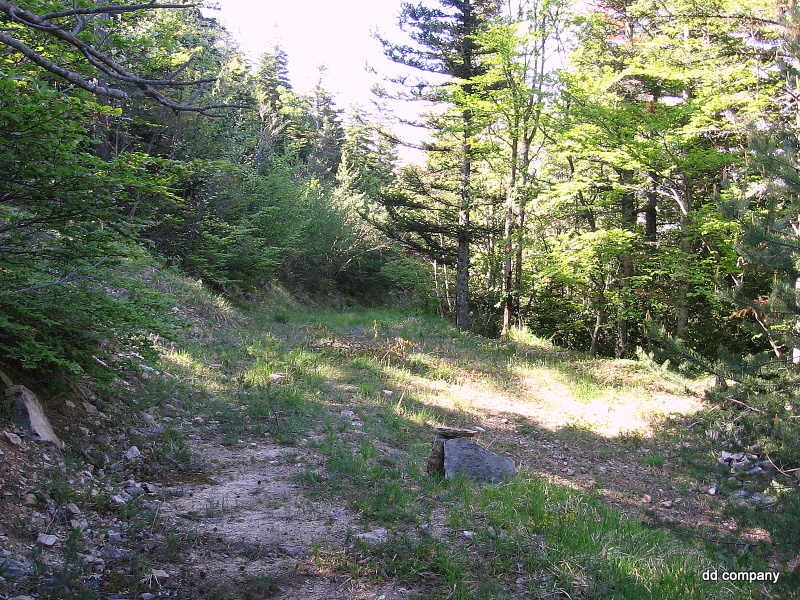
[443,437,516,483]
[151,569,170,582]
[745,466,767,476]
[426,435,446,475]
[0,557,34,578]
[83,401,99,415]
[22,493,37,506]
[141,594,156,600]
[123,446,141,461]
[65,503,81,515]
[108,531,125,544]
[707,486,717,495]
[36,533,58,547]
[11,386,63,447]
[353,528,388,545]
[99,545,126,561]
[3,431,21,446]
[433,426,479,438]
[278,545,305,558]
[125,485,145,498]
[161,403,182,416]
[660,500,674,509]
[748,492,777,507]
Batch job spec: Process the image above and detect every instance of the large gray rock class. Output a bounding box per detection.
[443,437,516,483]
[11,385,63,447]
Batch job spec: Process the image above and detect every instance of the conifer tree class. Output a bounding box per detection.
[378,0,502,329]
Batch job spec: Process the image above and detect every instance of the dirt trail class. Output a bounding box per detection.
[152,361,735,600]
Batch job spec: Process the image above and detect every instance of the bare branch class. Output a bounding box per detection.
[41,3,198,21]
[0,1,248,112]
[0,31,127,98]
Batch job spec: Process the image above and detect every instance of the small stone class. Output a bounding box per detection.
[642,494,652,503]
[564,468,576,476]
[100,545,125,561]
[707,486,717,495]
[126,486,145,498]
[108,531,125,544]
[151,569,170,581]
[3,431,21,446]
[23,493,37,507]
[277,545,305,558]
[340,410,356,418]
[141,594,156,600]
[353,528,388,545]
[36,533,58,547]
[462,531,475,537]
[65,502,81,515]
[660,500,673,509]
[745,466,767,476]
[70,519,88,530]
[382,389,394,396]
[83,401,99,415]
[111,494,128,504]
[123,446,141,461]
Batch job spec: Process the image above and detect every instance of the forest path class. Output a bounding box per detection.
[151,309,752,600]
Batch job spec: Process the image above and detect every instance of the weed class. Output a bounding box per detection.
[642,453,666,468]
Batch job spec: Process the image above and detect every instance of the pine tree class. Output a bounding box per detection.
[378,0,502,329]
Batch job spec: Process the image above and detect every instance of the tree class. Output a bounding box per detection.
[471,0,572,336]
[378,0,502,330]
[0,0,244,113]
[540,0,769,356]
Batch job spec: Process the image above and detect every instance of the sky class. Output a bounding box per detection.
[202,0,408,110]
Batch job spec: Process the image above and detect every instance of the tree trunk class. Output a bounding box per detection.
[456,123,471,331]
[589,278,607,357]
[501,139,519,337]
[675,175,693,337]
[616,169,636,358]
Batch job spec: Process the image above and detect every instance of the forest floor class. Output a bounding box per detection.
[1,284,798,600]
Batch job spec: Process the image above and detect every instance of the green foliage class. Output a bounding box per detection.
[0,74,175,379]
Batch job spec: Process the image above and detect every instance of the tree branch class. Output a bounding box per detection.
[0,31,127,99]
[0,1,248,113]
[41,3,198,21]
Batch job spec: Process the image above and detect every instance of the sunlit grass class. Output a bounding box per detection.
[148,285,772,600]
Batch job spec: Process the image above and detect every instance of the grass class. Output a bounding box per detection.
[226,304,783,594]
[50,279,794,600]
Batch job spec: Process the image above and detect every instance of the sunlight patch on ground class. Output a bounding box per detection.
[403,367,705,437]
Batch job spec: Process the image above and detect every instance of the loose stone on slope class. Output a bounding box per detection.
[443,437,516,483]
